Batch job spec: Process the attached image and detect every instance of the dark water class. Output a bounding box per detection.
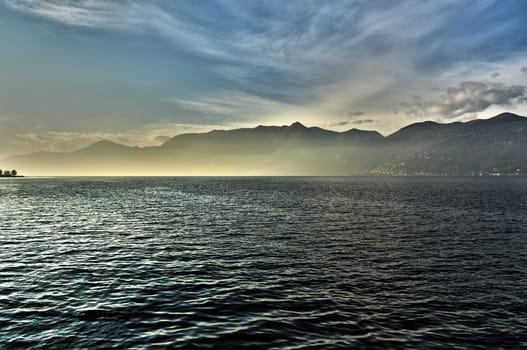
[1,177,527,349]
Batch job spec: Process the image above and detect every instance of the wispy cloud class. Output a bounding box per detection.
[165,92,294,119]
[4,1,525,86]
[1,0,225,57]
[329,118,375,128]
[3,0,136,28]
[352,119,375,125]
[347,111,365,117]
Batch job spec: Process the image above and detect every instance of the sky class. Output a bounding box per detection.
[1,0,527,158]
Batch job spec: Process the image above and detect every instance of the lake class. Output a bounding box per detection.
[1,177,526,349]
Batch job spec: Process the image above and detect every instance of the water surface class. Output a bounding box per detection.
[1,177,526,349]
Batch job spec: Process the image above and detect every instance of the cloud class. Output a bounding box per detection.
[404,81,526,118]
[330,120,352,127]
[2,0,136,28]
[353,119,375,125]
[165,91,293,118]
[330,118,375,127]
[347,111,365,117]
[3,1,508,84]
[1,0,225,57]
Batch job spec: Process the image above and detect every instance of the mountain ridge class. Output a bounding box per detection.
[6,113,527,176]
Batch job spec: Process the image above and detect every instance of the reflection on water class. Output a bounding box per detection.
[1,177,526,349]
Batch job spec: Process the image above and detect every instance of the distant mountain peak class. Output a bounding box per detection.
[289,121,307,129]
[91,140,119,146]
[489,112,523,122]
[344,128,378,134]
[77,139,130,153]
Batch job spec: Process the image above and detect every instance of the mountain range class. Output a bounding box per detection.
[6,112,527,176]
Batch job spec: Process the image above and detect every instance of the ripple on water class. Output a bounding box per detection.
[1,177,527,349]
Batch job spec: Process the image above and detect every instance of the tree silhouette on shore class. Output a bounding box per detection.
[0,169,19,177]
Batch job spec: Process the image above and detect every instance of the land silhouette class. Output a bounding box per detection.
[0,169,21,177]
[5,112,527,176]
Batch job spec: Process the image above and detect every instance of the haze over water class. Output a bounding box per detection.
[1,177,526,349]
